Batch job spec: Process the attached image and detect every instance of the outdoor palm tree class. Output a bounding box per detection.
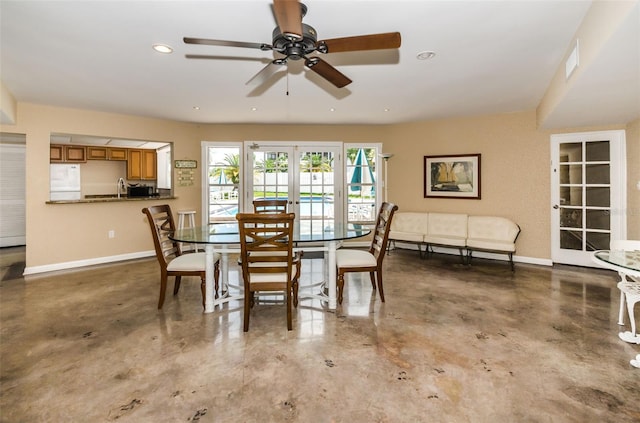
[210,153,240,184]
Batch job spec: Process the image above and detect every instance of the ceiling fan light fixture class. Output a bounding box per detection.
[416,51,435,60]
[153,44,173,54]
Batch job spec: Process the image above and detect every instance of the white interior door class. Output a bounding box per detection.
[551,130,626,266]
[0,140,26,247]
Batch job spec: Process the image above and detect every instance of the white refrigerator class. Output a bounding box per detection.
[50,163,81,200]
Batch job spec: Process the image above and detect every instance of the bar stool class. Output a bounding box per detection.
[177,210,199,252]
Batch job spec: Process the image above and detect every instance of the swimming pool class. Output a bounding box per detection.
[210,196,334,218]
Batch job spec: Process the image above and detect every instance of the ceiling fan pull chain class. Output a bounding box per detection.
[286,68,290,96]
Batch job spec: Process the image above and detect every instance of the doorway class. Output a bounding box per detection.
[0,133,26,247]
[244,142,343,232]
[550,130,626,266]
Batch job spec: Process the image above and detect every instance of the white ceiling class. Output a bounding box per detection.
[1,0,638,128]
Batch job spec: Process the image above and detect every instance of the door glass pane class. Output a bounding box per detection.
[560,187,582,206]
[298,150,336,234]
[207,147,240,222]
[560,208,581,228]
[586,232,610,251]
[560,230,583,250]
[559,142,582,162]
[586,210,610,230]
[585,163,609,184]
[559,164,582,184]
[585,141,609,161]
[346,147,377,223]
[253,151,289,201]
[586,187,610,207]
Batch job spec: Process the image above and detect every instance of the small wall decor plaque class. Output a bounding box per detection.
[175,159,197,169]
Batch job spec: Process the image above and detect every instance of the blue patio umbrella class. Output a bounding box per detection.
[350,148,375,192]
[217,168,229,185]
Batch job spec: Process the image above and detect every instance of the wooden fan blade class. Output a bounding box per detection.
[184,37,271,51]
[273,0,303,40]
[305,57,352,88]
[317,32,401,53]
[246,61,286,86]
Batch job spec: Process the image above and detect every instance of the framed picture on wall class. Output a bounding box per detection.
[424,154,481,199]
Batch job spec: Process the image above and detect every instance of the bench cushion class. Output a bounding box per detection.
[426,213,468,238]
[466,216,520,252]
[389,212,428,243]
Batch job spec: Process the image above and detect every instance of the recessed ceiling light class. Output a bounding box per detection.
[193,106,200,110]
[152,44,173,54]
[384,108,390,112]
[329,107,335,112]
[251,107,258,111]
[416,51,436,60]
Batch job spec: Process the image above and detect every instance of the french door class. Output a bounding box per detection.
[550,130,626,266]
[244,142,343,232]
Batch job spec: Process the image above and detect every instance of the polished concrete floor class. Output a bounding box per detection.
[1,246,639,422]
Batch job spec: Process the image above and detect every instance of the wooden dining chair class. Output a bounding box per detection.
[336,202,398,305]
[237,212,302,331]
[142,205,220,309]
[253,198,288,214]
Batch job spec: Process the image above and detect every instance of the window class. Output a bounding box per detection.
[345,144,381,224]
[202,143,241,223]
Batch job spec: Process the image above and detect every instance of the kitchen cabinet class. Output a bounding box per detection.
[50,145,86,163]
[127,149,156,180]
[108,148,127,161]
[87,147,107,160]
[87,146,127,161]
[50,145,64,162]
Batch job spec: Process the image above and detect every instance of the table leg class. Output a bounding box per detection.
[221,251,229,292]
[327,240,337,309]
[204,244,215,313]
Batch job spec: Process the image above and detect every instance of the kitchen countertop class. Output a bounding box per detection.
[46,195,176,204]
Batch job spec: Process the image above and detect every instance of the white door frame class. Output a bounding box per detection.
[243,140,343,222]
[550,130,626,266]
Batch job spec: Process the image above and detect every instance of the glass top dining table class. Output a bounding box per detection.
[170,221,372,313]
[592,249,640,277]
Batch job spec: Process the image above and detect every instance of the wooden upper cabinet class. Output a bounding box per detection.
[127,149,156,180]
[88,146,127,161]
[108,148,127,161]
[50,145,86,162]
[142,150,157,180]
[127,149,143,179]
[50,145,64,162]
[87,146,108,160]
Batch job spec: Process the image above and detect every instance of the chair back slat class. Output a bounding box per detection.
[142,205,182,269]
[253,199,288,214]
[369,202,399,264]
[237,213,296,281]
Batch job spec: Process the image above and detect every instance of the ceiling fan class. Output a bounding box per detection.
[184,0,401,89]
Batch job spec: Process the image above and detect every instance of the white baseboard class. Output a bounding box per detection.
[23,250,156,276]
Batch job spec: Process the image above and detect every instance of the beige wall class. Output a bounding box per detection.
[387,111,551,259]
[0,102,635,271]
